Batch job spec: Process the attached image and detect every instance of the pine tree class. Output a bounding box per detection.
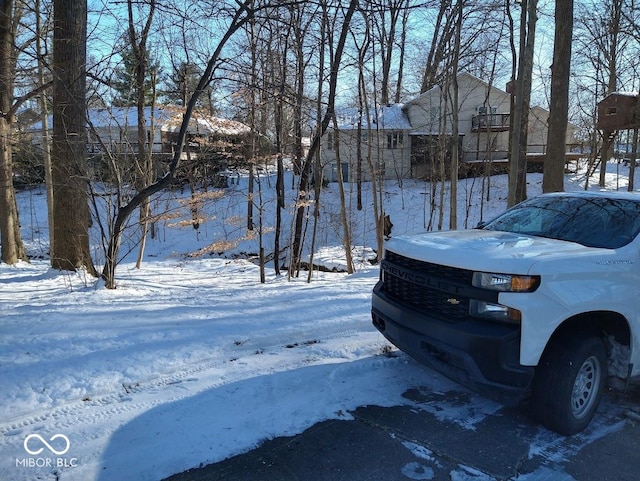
[111,43,160,107]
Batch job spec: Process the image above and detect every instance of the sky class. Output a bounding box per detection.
[78,0,561,112]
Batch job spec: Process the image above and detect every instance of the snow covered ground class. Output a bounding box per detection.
[0,161,636,481]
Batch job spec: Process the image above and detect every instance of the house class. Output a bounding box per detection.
[25,106,255,186]
[528,105,580,153]
[406,73,579,170]
[15,108,41,131]
[319,104,412,182]
[85,106,173,155]
[321,73,580,182]
[596,92,640,131]
[28,106,252,158]
[405,72,513,174]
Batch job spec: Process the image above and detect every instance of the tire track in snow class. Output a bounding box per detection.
[0,329,380,437]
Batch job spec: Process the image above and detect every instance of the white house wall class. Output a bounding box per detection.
[320,129,411,182]
[88,126,164,155]
[527,106,579,153]
[405,73,513,162]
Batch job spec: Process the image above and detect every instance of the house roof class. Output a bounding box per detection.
[161,109,250,136]
[334,103,411,131]
[16,108,41,126]
[29,106,251,136]
[406,72,508,105]
[600,92,639,100]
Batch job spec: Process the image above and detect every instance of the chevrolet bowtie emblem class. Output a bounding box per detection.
[447,298,461,305]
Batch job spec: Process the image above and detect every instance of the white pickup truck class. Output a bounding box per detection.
[372,191,640,435]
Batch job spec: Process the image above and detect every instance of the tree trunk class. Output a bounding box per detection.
[628,128,638,191]
[127,0,156,269]
[420,1,456,93]
[543,0,573,193]
[394,5,409,104]
[331,115,354,274]
[37,0,54,262]
[599,0,622,187]
[449,0,462,230]
[0,0,27,265]
[377,0,402,105]
[273,39,286,276]
[0,118,25,265]
[598,130,615,185]
[51,0,96,275]
[291,3,308,177]
[508,0,537,207]
[306,1,327,282]
[247,13,257,233]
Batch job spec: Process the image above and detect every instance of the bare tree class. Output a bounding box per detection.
[369,0,410,104]
[543,0,573,193]
[271,18,287,276]
[597,0,623,187]
[420,0,459,93]
[0,0,27,265]
[50,0,96,274]
[289,0,359,276]
[394,1,409,103]
[101,0,256,288]
[307,0,329,279]
[448,0,462,230]
[507,0,537,207]
[36,0,55,263]
[330,114,355,274]
[123,0,157,269]
[573,0,636,188]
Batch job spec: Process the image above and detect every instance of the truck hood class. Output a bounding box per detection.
[384,229,612,273]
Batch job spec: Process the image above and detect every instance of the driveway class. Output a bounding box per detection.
[163,378,640,481]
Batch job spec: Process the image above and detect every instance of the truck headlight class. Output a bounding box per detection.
[470,300,522,324]
[472,272,539,292]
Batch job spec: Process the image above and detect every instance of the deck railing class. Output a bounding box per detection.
[471,113,510,132]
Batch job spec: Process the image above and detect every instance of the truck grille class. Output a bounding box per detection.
[385,251,474,283]
[382,251,473,320]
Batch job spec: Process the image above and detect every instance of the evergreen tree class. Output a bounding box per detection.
[111,43,160,107]
[162,62,202,107]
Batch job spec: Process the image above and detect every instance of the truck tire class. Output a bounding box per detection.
[531,335,607,435]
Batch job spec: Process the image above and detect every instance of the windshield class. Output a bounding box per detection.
[482,195,640,249]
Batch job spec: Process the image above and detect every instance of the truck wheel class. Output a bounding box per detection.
[531,335,607,435]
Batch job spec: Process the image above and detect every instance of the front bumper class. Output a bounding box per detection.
[372,281,534,405]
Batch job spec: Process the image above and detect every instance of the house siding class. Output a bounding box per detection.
[405,73,512,163]
[320,104,412,182]
[321,74,580,182]
[405,73,578,166]
[596,93,640,131]
[321,129,411,182]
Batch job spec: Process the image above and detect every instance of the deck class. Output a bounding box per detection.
[463,153,585,175]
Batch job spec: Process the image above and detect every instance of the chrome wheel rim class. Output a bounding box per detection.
[571,355,601,419]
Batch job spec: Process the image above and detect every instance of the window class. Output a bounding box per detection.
[387,131,403,149]
[361,131,369,143]
[327,131,334,150]
[483,194,640,249]
[477,105,497,114]
[606,107,618,116]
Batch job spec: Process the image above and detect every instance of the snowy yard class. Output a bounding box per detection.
[0,163,637,481]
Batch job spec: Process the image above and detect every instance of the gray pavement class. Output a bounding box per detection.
[164,381,640,481]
